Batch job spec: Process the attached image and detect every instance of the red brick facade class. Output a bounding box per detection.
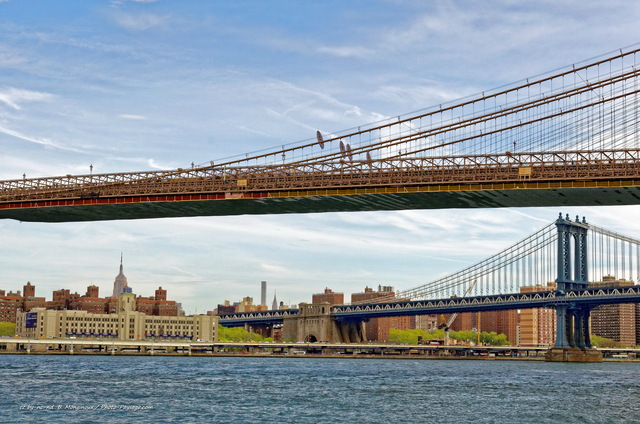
[0,283,180,322]
[312,288,344,305]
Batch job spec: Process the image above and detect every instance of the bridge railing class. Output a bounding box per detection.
[3,148,640,203]
[2,47,640,204]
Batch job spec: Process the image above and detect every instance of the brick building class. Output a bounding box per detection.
[414,314,440,332]
[213,300,236,315]
[351,285,412,342]
[590,276,636,347]
[446,285,552,347]
[1,259,181,322]
[519,284,556,347]
[0,282,47,323]
[478,309,520,345]
[135,287,180,316]
[312,288,344,305]
[211,297,270,315]
[448,309,519,345]
[234,297,268,313]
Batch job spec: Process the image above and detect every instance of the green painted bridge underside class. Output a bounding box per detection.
[2,185,640,223]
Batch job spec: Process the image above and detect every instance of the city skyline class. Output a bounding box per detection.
[2,2,640,314]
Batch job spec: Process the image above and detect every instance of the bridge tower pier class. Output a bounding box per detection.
[334,318,366,344]
[244,323,273,339]
[546,214,602,362]
[282,303,365,343]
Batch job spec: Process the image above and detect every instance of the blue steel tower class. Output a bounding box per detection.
[552,214,593,351]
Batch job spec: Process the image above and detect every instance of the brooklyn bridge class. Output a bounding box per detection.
[3,47,640,361]
[1,48,640,222]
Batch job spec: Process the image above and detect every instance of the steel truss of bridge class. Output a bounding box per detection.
[3,47,640,222]
[218,286,640,327]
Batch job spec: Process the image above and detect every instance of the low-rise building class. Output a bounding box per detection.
[0,282,46,322]
[15,293,217,342]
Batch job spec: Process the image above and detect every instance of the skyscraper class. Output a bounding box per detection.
[112,253,130,298]
[261,281,267,307]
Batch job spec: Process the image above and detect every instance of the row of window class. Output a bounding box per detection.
[61,316,120,322]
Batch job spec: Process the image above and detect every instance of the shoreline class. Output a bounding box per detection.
[1,350,638,362]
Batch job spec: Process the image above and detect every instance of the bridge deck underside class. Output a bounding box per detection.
[2,181,640,222]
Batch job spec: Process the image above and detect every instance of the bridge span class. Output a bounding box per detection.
[219,214,640,361]
[2,48,640,222]
[220,285,640,326]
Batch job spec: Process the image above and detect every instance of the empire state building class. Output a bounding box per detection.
[112,254,130,297]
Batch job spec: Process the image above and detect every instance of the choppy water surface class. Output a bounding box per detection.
[1,355,639,423]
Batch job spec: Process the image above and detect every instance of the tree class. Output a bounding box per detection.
[590,334,627,348]
[0,322,15,337]
[448,330,510,345]
[450,330,477,343]
[389,328,435,345]
[481,332,509,346]
[218,325,265,342]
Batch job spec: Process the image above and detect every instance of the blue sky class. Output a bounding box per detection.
[1,0,640,313]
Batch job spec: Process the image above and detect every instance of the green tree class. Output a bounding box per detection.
[218,325,265,342]
[447,329,510,345]
[429,328,445,339]
[481,331,509,346]
[450,330,477,343]
[389,328,435,344]
[590,334,627,348]
[0,322,15,337]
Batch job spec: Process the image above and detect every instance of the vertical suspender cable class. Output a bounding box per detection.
[621,238,625,280]
[615,238,619,280]
[637,241,640,283]
[629,241,633,282]
[607,234,611,277]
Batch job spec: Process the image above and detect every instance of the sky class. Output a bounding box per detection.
[1,0,640,314]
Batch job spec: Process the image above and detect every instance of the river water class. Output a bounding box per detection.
[1,355,639,424]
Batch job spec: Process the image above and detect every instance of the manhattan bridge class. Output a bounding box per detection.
[3,47,640,359]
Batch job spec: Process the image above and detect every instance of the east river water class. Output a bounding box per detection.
[1,355,639,424]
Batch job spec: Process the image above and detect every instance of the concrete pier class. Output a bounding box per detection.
[545,347,603,362]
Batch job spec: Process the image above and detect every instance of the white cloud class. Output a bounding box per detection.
[112,12,168,31]
[0,87,52,110]
[0,46,27,67]
[80,155,171,172]
[0,154,79,180]
[0,124,81,152]
[260,263,291,274]
[110,0,158,7]
[118,114,146,120]
[316,45,373,59]
[147,158,168,169]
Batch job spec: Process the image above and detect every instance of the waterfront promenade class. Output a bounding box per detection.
[1,337,637,360]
